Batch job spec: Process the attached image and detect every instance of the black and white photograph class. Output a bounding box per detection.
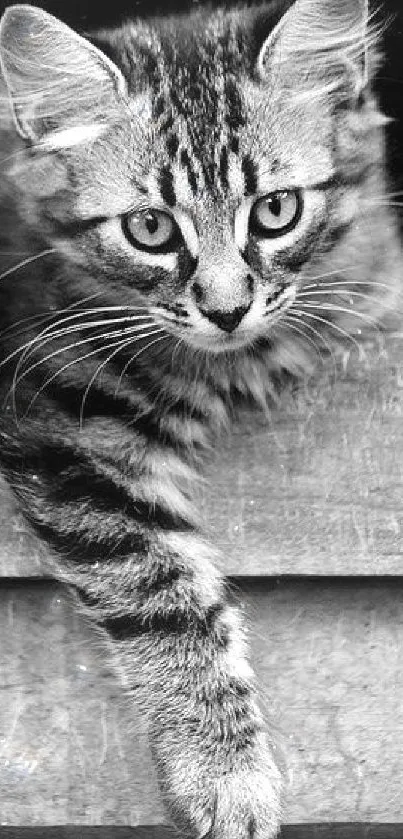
[0,1,403,837]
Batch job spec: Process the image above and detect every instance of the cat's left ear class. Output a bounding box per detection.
[257,0,370,98]
[0,4,127,144]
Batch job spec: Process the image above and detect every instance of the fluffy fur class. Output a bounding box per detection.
[0,1,401,835]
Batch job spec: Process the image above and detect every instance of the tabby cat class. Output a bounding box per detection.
[0,0,401,835]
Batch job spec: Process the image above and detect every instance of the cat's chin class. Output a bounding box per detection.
[180,329,257,355]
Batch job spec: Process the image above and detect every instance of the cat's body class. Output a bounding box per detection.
[0,1,401,835]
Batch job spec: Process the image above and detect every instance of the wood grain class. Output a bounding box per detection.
[0,826,403,839]
[2,335,403,578]
[2,578,403,825]
[204,336,403,575]
[0,481,48,577]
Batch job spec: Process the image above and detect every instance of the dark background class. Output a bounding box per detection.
[0,0,402,187]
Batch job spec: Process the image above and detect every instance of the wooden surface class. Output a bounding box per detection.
[0,482,48,577]
[0,828,402,839]
[2,335,403,578]
[1,828,403,839]
[205,336,403,575]
[2,578,403,825]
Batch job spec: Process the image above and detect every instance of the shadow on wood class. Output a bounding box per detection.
[0,823,403,838]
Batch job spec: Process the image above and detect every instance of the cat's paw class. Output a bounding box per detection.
[151,731,283,838]
[206,768,282,839]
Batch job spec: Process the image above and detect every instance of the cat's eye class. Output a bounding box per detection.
[249,190,303,239]
[122,208,179,252]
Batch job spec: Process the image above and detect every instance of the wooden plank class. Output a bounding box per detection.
[0,827,402,839]
[205,335,403,575]
[1,579,403,825]
[2,335,403,578]
[0,581,164,827]
[0,478,48,577]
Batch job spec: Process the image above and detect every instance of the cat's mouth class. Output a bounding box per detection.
[156,284,296,354]
[188,285,297,353]
[156,314,254,353]
[168,317,274,355]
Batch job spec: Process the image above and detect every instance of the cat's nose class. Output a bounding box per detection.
[191,275,254,332]
[201,303,251,333]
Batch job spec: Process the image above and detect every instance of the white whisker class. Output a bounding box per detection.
[1,292,151,342]
[298,266,350,284]
[280,315,323,361]
[301,278,393,292]
[8,329,128,417]
[298,289,390,303]
[81,327,165,423]
[114,330,168,396]
[295,301,383,330]
[364,199,403,208]
[21,336,135,421]
[121,333,169,375]
[0,146,33,169]
[9,313,154,383]
[291,308,367,361]
[0,294,100,339]
[171,336,185,370]
[12,322,155,394]
[0,290,112,342]
[0,249,56,282]
[16,307,151,346]
[369,190,403,198]
[285,312,338,366]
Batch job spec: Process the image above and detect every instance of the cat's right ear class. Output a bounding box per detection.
[256,0,371,100]
[0,4,127,144]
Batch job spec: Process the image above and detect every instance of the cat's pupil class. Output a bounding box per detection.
[268,196,282,217]
[145,212,159,235]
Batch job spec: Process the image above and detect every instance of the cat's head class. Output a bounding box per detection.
[0,1,389,357]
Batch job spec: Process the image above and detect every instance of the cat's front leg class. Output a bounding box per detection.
[76,528,283,838]
[3,427,282,837]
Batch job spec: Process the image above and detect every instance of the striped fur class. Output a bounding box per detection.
[0,1,401,836]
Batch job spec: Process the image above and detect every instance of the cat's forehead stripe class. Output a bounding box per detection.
[242,156,259,197]
[151,21,248,195]
[180,149,198,197]
[156,141,257,204]
[158,165,176,207]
